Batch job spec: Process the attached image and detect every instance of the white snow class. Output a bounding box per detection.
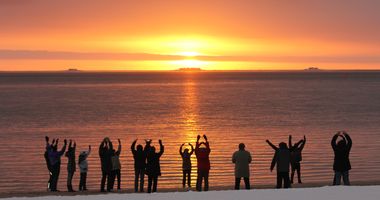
[3,186,380,200]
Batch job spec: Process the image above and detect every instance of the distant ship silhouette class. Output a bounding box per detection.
[304,67,321,71]
[66,68,81,72]
[177,67,202,72]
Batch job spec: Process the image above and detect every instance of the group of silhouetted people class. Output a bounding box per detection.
[266,135,306,188]
[98,137,122,192]
[44,131,352,193]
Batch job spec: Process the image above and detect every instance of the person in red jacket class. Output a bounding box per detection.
[195,134,211,191]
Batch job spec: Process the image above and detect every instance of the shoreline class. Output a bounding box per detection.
[1,181,379,199]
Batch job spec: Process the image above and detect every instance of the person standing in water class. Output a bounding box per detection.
[145,139,164,193]
[78,145,91,191]
[331,131,352,185]
[131,139,149,192]
[111,139,122,191]
[267,139,291,189]
[47,138,67,192]
[195,135,211,191]
[65,140,76,192]
[289,135,306,184]
[232,143,252,190]
[179,143,194,189]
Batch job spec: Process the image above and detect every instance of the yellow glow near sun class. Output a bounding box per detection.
[170,59,206,68]
[118,35,250,56]
[177,51,200,57]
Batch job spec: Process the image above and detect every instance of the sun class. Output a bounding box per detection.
[170,59,206,68]
[177,51,200,57]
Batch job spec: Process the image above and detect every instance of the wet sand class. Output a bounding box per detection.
[1,181,379,199]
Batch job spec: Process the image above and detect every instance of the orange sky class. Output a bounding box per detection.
[0,0,379,71]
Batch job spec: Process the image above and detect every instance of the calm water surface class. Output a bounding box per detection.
[0,71,380,193]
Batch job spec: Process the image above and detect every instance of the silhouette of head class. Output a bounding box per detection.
[239,143,245,150]
[279,142,287,149]
[137,144,143,152]
[337,140,346,148]
[184,148,189,154]
[52,145,58,152]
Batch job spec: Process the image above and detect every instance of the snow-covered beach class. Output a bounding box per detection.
[1,186,379,200]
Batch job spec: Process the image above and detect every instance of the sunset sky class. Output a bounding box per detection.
[0,0,379,71]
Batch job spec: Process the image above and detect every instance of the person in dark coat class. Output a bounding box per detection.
[47,138,67,192]
[289,135,306,184]
[131,139,149,192]
[110,139,122,191]
[267,139,291,189]
[44,136,54,191]
[195,135,211,192]
[145,140,164,193]
[65,140,76,192]
[232,143,252,190]
[99,137,114,192]
[180,143,194,188]
[331,131,352,185]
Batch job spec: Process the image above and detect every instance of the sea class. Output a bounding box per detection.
[0,71,380,193]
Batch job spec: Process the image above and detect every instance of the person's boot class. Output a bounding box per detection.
[68,185,75,192]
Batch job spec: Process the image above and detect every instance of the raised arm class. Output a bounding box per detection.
[179,143,184,156]
[87,145,91,157]
[45,136,50,146]
[266,140,278,150]
[232,152,236,163]
[55,139,59,147]
[343,132,352,150]
[58,139,67,156]
[203,135,211,152]
[116,139,121,155]
[299,136,306,151]
[158,140,164,156]
[196,135,201,148]
[248,152,252,163]
[189,143,194,155]
[289,135,293,149]
[131,139,137,153]
[331,132,339,150]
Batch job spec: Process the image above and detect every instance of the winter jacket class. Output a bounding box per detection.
[180,145,194,171]
[99,141,114,172]
[65,146,76,172]
[331,134,352,172]
[290,140,305,164]
[195,142,211,172]
[131,141,148,170]
[47,144,67,166]
[146,143,164,176]
[232,150,252,178]
[112,144,122,170]
[44,148,51,171]
[271,148,290,173]
[78,149,91,173]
